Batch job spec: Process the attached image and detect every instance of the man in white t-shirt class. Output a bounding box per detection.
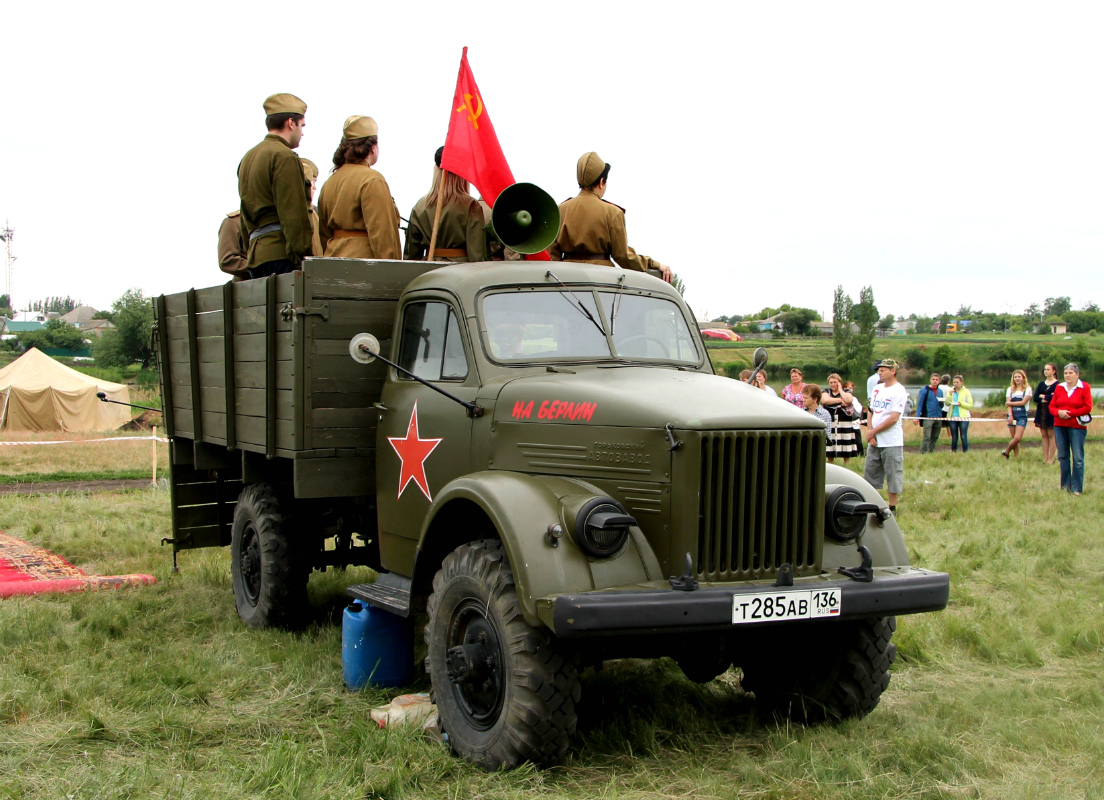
[863,358,908,512]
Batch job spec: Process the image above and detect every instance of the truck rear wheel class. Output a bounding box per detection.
[425,539,580,770]
[740,616,897,723]
[230,483,307,629]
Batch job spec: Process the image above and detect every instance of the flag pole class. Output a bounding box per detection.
[426,177,446,262]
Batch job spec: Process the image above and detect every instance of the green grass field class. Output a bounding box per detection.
[1,446,1102,798]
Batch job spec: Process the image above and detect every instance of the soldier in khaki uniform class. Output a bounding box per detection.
[237,93,314,278]
[404,147,486,262]
[218,210,248,280]
[316,116,402,259]
[549,152,672,283]
[300,158,323,257]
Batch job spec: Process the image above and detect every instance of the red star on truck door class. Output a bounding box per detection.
[388,402,443,501]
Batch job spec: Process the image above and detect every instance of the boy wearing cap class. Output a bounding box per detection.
[548,152,673,283]
[863,359,908,512]
[237,93,314,278]
[316,115,401,260]
[217,210,248,280]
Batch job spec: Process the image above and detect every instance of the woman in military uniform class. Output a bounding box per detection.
[316,116,402,259]
[404,147,486,262]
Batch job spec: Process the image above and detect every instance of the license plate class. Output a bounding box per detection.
[732,588,842,624]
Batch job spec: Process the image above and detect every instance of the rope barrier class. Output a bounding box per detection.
[0,436,169,446]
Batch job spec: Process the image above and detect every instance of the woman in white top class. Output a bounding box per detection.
[1001,369,1032,459]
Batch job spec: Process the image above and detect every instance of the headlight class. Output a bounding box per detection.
[825,486,880,542]
[573,497,636,558]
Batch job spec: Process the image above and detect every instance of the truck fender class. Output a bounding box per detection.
[414,471,664,627]
[823,464,910,569]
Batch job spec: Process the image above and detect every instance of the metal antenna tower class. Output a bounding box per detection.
[0,221,14,308]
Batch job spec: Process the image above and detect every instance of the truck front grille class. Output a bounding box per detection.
[697,430,824,580]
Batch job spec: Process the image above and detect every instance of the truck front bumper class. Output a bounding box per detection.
[548,567,949,637]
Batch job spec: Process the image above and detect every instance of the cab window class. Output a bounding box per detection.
[398,302,468,381]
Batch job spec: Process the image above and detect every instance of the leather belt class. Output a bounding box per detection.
[432,248,467,258]
[333,229,368,239]
[560,251,608,261]
[248,222,282,242]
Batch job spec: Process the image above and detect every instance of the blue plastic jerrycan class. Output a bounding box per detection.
[342,601,414,690]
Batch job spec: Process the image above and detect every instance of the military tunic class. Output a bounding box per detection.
[316,164,402,259]
[308,207,323,257]
[217,210,248,280]
[237,134,313,269]
[404,193,485,262]
[548,189,659,272]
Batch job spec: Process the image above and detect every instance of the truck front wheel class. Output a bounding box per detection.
[740,616,897,723]
[230,483,307,629]
[425,539,580,770]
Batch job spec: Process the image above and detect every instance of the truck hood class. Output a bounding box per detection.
[489,367,823,430]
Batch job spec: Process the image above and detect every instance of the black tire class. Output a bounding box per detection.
[425,540,580,770]
[230,483,307,629]
[740,616,897,723]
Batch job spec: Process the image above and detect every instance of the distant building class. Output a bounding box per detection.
[60,306,100,327]
[80,318,115,337]
[1033,320,1068,335]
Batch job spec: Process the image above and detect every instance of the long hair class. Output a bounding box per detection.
[424,166,470,208]
[1010,369,1028,392]
[332,136,378,172]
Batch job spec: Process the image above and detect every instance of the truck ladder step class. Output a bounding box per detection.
[347,573,411,617]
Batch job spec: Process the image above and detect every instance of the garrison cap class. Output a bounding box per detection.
[263,93,307,115]
[435,146,444,167]
[300,158,319,181]
[577,151,609,187]
[343,115,378,140]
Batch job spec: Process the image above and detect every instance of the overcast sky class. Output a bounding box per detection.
[2,2,1101,322]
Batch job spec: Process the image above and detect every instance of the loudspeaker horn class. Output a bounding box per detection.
[489,183,561,254]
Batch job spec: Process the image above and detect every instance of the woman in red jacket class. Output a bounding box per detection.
[1051,362,1093,496]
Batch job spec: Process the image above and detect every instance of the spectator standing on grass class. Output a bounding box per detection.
[801,383,832,427]
[821,373,859,464]
[782,368,806,409]
[1051,362,1093,496]
[755,371,778,397]
[1033,362,1059,465]
[1001,369,1032,459]
[863,359,908,513]
[916,372,944,454]
[946,375,973,453]
[843,380,864,457]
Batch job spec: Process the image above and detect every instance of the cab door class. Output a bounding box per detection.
[376,296,477,572]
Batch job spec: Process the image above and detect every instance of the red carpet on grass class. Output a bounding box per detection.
[0,531,156,597]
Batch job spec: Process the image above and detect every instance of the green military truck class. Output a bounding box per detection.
[154,258,949,770]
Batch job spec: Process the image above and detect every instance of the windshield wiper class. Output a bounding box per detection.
[609,273,626,335]
[545,270,606,337]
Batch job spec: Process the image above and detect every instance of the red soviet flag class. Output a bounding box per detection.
[440,47,515,206]
[440,48,550,260]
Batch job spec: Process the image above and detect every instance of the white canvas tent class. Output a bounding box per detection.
[0,348,131,432]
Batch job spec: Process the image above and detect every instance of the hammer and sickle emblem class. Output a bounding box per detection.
[455,92,484,130]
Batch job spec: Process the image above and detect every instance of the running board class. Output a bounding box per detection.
[347,573,412,617]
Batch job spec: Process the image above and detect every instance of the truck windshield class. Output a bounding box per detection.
[481,289,699,364]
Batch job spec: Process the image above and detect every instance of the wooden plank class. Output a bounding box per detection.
[309,299,397,340]
[311,408,375,429]
[174,524,223,549]
[168,336,225,364]
[164,293,188,317]
[186,290,203,441]
[313,353,386,380]
[293,269,306,452]
[194,285,225,314]
[235,416,295,450]
[165,315,188,341]
[223,282,237,450]
[173,482,229,506]
[312,339,359,357]
[266,275,278,459]
[313,391,383,409]
[234,387,293,419]
[313,376,385,395]
[232,331,293,362]
[232,274,294,309]
[236,361,293,390]
[155,294,176,437]
[306,259,436,300]
[233,305,291,335]
[175,503,220,528]
[293,449,337,460]
[198,361,225,389]
[294,456,375,498]
[196,313,224,338]
[310,427,376,448]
